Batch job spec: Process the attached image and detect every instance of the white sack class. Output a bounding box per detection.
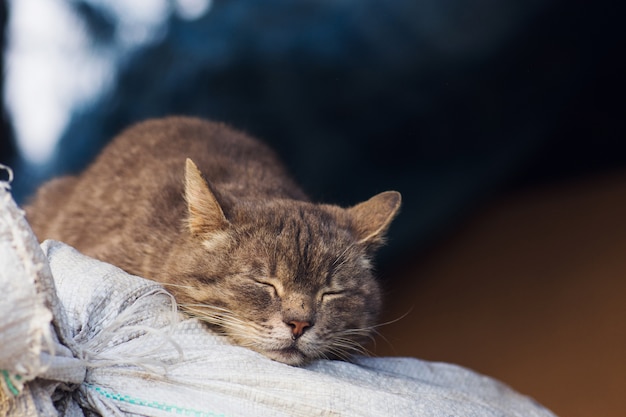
[0,172,557,417]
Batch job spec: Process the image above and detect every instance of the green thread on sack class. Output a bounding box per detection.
[86,384,228,417]
[1,370,20,396]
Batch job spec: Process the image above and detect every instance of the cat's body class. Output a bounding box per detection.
[26,116,400,365]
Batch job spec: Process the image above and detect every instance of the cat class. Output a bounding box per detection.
[25,116,401,366]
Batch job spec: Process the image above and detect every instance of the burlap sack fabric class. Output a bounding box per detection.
[0,169,556,417]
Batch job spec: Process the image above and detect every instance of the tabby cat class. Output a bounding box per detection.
[25,117,401,365]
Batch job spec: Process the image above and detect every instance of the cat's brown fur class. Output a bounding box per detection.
[25,116,401,365]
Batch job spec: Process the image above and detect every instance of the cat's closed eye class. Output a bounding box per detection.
[320,290,346,302]
[253,279,279,297]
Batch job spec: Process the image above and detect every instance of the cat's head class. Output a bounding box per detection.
[164,159,401,366]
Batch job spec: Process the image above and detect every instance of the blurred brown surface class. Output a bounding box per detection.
[376,170,626,417]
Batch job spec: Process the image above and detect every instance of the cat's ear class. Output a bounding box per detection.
[348,191,401,245]
[184,158,229,235]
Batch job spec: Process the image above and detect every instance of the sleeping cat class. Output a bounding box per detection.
[25,116,401,366]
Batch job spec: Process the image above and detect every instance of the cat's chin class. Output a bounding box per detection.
[265,346,309,366]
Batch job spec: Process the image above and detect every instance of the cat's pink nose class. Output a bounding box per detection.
[288,320,311,339]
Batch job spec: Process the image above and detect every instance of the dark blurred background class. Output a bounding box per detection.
[2,0,624,266]
[1,1,624,415]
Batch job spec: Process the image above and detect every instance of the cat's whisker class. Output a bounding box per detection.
[180,305,248,329]
[325,344,359,362]
[371,307,414,329]
[336,329,374,344]
[179,303,274,348]
[328,325,383,358]
[338,324,392,356]
[328,333,372,358]
[338,327,372,336]
[364,329,382,350]
[333,337,368,353]
[358,307,415,355]
[331,243,356,268]
[159,282,196,290]
[197,316,257,342]
[178,303,234,313]
[370,326,397,349]
[349,330,377,349]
